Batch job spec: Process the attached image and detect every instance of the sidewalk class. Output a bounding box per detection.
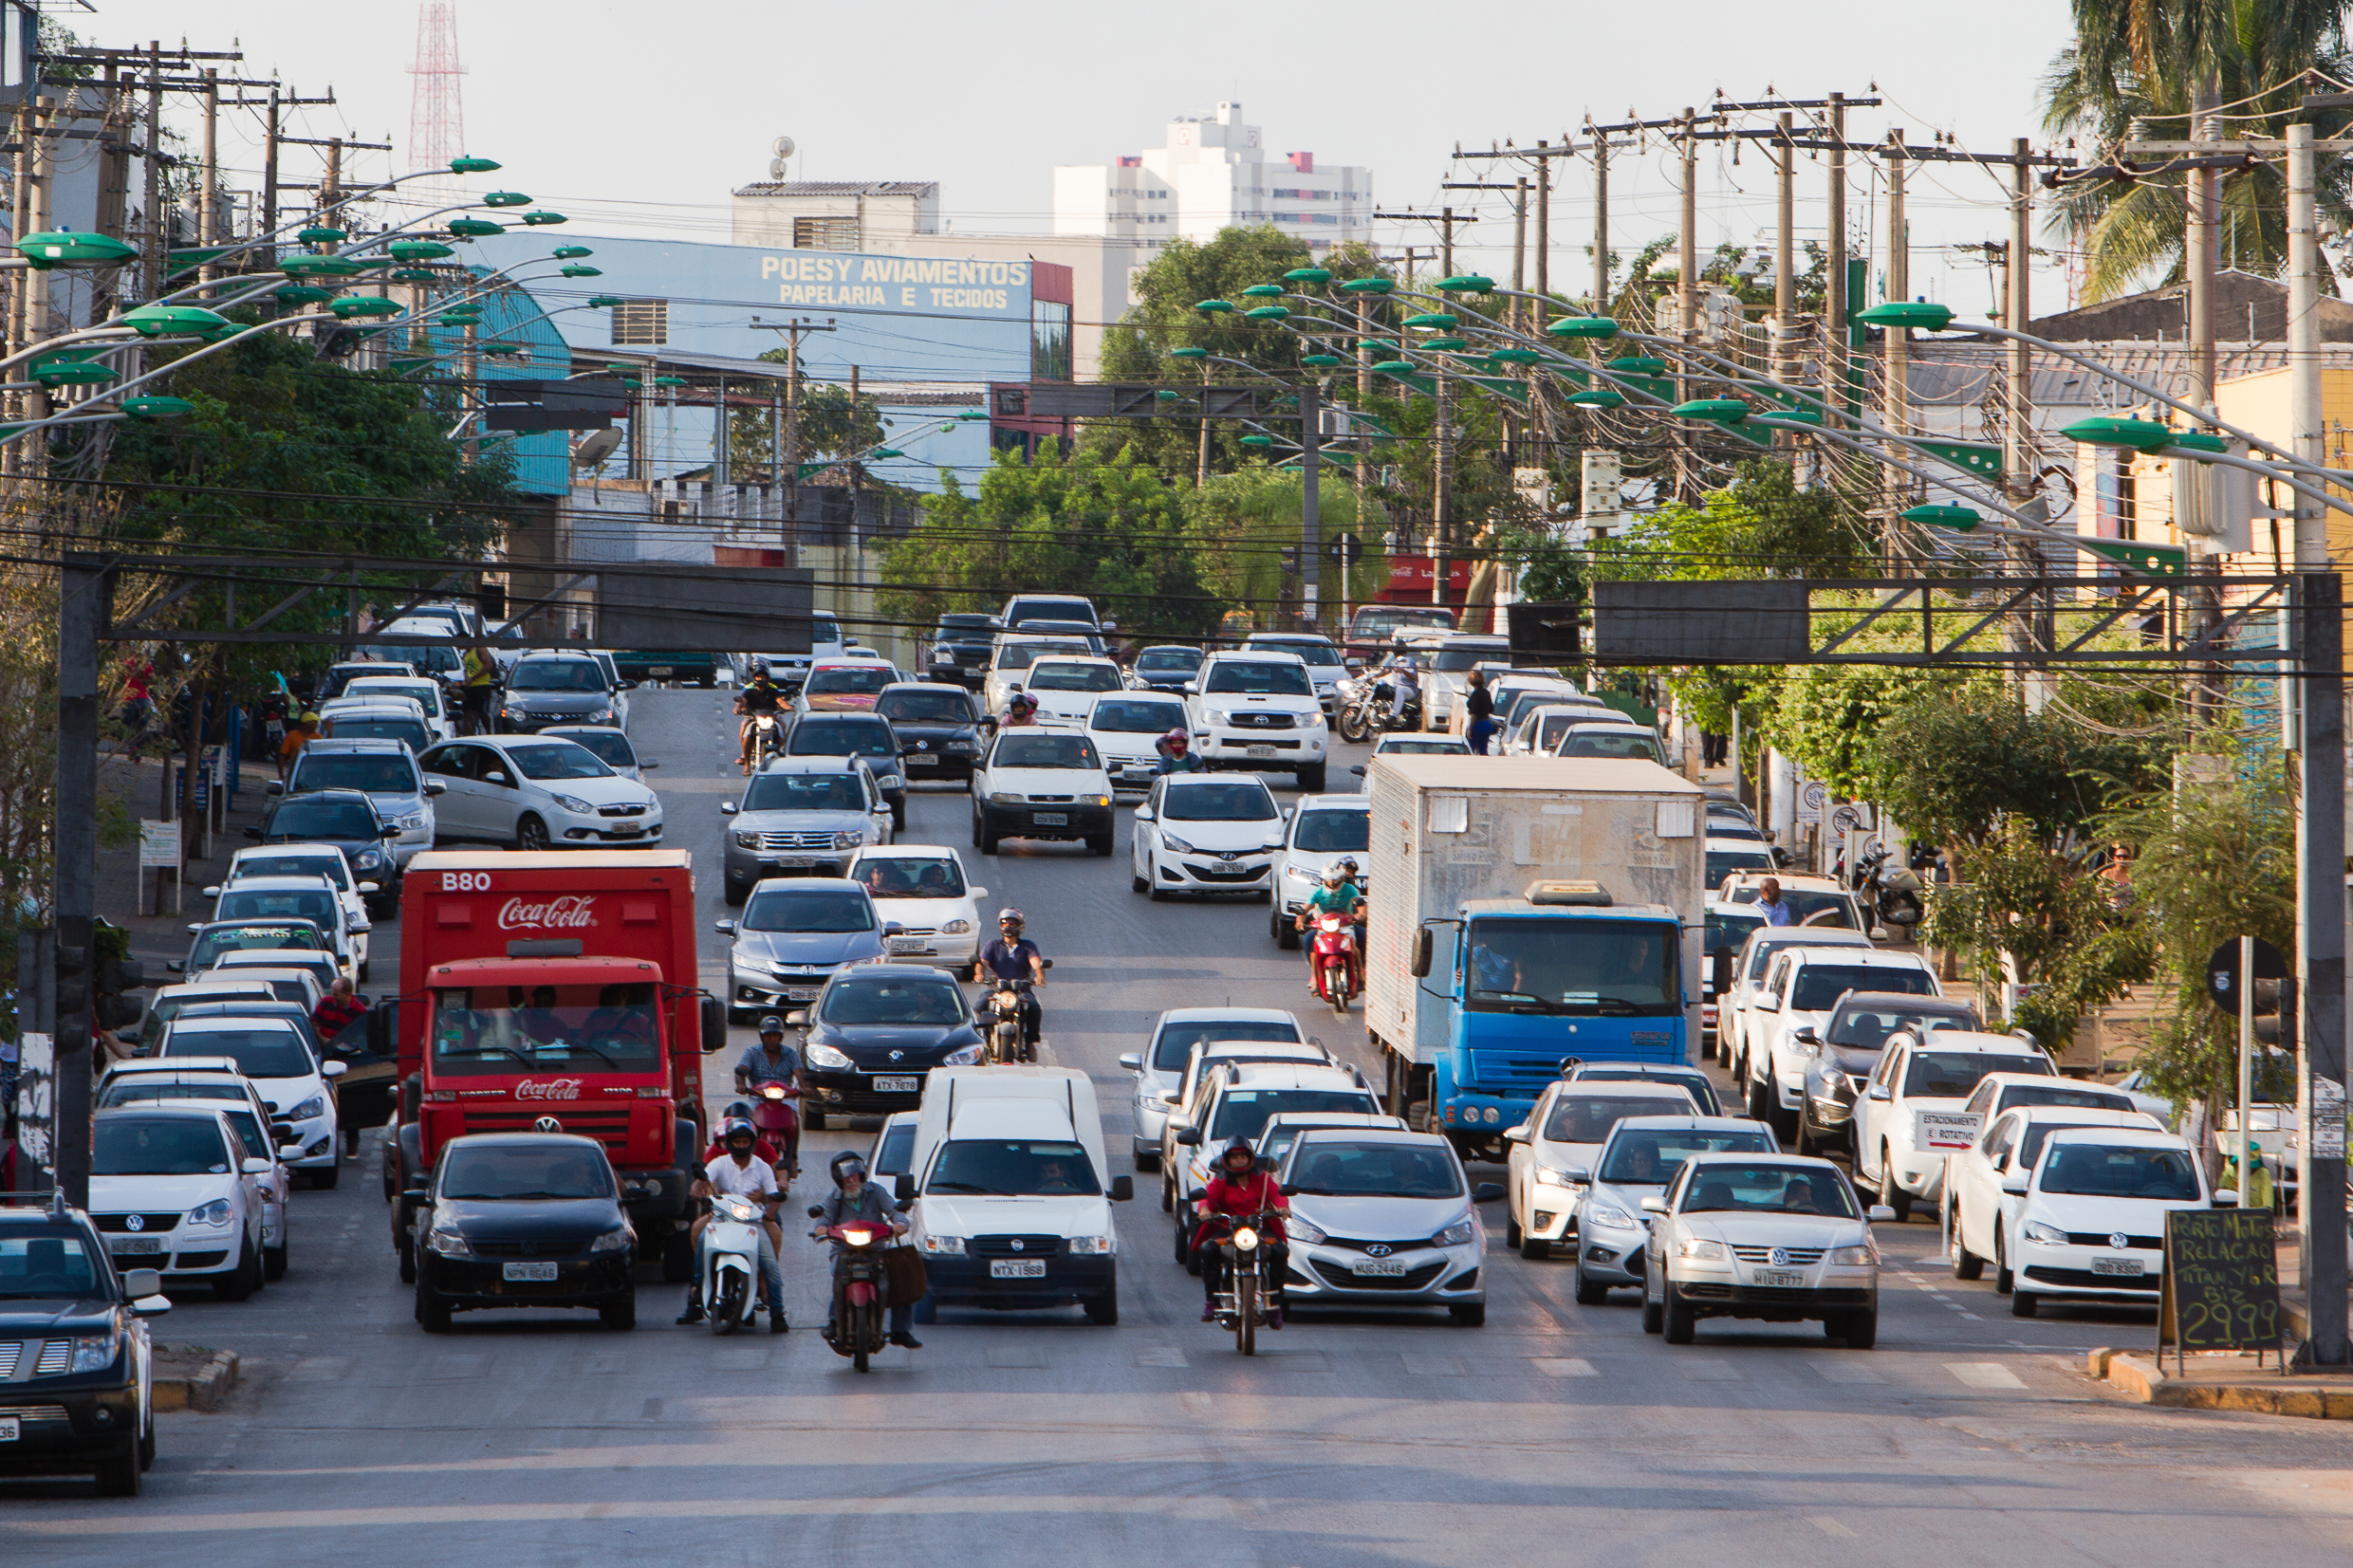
[99,748,277,978]
[2091,1346,2353,1417]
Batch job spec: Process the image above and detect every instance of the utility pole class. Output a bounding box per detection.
[1591,128,1609,320]
[1431,365,1454,613]
[1510,174,1527,311]
[2298,569,2349,1366]
[1678,109,1698,342]
[1826,93,1847,421]
[1300,376,1322,631]
[1774,112,1796,385]
[260,83,280,236]
[1532,139,1549,330]
[2188,85,2219,415]
[1374,213,1473,288]
[54,554,102,1209]
[196,69,218,285]
[1441,206,1455,276]
[141,44,163,303]
[1882,129,1909,525]
[752,315,838,535]
[2005,137,2034,494]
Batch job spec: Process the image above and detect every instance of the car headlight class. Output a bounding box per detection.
[944,1044,983,1065]
[1585,1203,1638,1231]
[1285,1213,1326,1245]
[989,791,1026,805]
[941,918,973,935]
[551,793,595,815]
[947,740,978,753]
[877,773,901,787]
[734,830,762,849]
[1534,1167,1579,1189]
[425,1225,473,1258]
[69,1334,119,1374]
[187,1199,234,1228]
[591,708,615,723]
[1436,1217,1475,1247]
[920,1234,966,1255]
[588,1227,634,1253]
[805,1042,854,1070]
[1068,1234,1115,1255]
[1285,862,1320,882]
[1086,795,1111,807]
[834,830,865,849]
[2020,1220,2067,1245]
[1677,1238,1728,1262]
[287,1096,327,1122]
[397,812,426,831]
[1232,1227,1260,1251]
[355,849,383,870]
[1829,1243,1877,1265]
[1160,832,1197,855]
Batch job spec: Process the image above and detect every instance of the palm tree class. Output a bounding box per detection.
[2043,0,2353,301]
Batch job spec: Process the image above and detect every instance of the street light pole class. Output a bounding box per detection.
[1300,377,1321,632]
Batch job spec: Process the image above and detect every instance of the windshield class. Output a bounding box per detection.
[1792,965,1933,1011]
[0,1231,102,1299]
[1292,810,1369,853]
[2018,1120,2133,1168]
[552,729,636,768]
[1136,648,1201,673]
[1153,1021,1301,1072]
[357,643,460,675]
[439,1145,616,1200]
[1465,917,1677,1016]
[292,754,420,795]
[1600,1128,1775,1185]
[1544,1092,1696,1143]
[100,1081,246,1110]
[215,888,337,929]
[163,1025,314,1078]
[1375,739,1470,755]
[744,772,865,813]
[270,799,380,839]
[2038,1142,2200,1200]
[927,1138,1102,1196]
[792,720,896,759]
[1028,661,1121,692]
[235,854,350,891]
[326,717,430,752]
[509,660,604,692]
[1164,782,1277,821]
[875,690,972,725]
[1433,645,1505,673]
[992,733,1101,770]
[1353,607,1454,636]
[807,665,895,695]
[819,976,966,1024]
[1904,1051,2046,1098]
[1706,911,1765,956]
[1209,1087,1377,1141]
[1681,1162,1860,1217]
[94,1116,232,1175]
[348,680,441,713]
[1560,732,1664,763]
[1732,887,1857,927]
[1570,1069,1722,1116]
[1288,1138,1462,1197]
[1826,1002,1979,1049]
[1202,660,1313,696]
[854,856,966,898]
[1707,848,1776,884]
[742,887,875,933]
[1092,698,1187,733]
[430,982,662,1077]
[190,924,325,969]
[1250,640,1341,669]
[2000,1083,2131,1113]
[874,1120,917,1176]
[508,743,613,782]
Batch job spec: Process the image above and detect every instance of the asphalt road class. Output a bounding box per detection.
[10,688,2353,1561]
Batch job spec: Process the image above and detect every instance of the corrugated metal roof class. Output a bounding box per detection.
[731,181,938,197]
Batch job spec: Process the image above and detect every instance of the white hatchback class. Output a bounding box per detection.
[846,844,989,966]
[153,1016,347,1186]
[98,1063,297,1282]
[1640,1152,1893,1347]
[417,734,664,851]
[1132,773,1286,900]
[90,1104,273,1300]
[2003,1127,2225,1318]
[1502,1080,1702,1261]
[1947,1104,2163,1294]
[341,675,457,743]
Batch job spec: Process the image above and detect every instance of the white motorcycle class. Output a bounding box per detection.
[703,1194,768,1336]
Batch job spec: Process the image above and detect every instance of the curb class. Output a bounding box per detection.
[2088,1347,2353,1419]
[151,1347,239,1412]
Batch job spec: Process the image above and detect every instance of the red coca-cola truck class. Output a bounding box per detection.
[379,849,725,1282]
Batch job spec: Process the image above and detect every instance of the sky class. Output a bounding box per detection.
[87,0,2083,317]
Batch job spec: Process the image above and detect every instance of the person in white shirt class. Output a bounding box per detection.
[676,1120,787,1330]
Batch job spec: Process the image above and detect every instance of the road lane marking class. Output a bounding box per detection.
[1947,1361,2026,1389]
[285,1356,350,1382]
[1402,1355,1466,1376]
[1807,1356,1883,1384]
[1532,1357,1599,1377]
[1810,1516,1858,1537]
[1135,1346,1187,1368]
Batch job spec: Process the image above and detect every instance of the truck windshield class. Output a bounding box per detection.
[927,1139,1102,1196]
[1464,917,1677,1015]
[430,982,661,1076]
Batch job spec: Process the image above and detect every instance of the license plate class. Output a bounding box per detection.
[1033,812,1067,825]
[0,1417,16,1442]
[873,1076,920,1094]
[1246,745,1278,758]
[1121,766,1155,781]
[1351,1257,1410,1277]
[649,667,674,677]
[778,856,817,869]
[990,1259,1047,1279]
[2091,1256,2144,1277]
[108,1237,163,1255]
[905,754,938,766]
[784,987,820,1001]
[503,1262,559,1282]
[609,824,643,837]
[1752,1269,1805,1288]
[886,936,927,953]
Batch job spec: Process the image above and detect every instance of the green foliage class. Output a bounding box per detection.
[1182,467,1390,628]
[1867,687,2167,853]
[723,350,887,479]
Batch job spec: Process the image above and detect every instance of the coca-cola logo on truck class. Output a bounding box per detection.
[497,895,597,931]
[515,1079,584,1100]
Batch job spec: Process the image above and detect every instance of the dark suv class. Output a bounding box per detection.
[787,711,908,830]
[0,1205,168,1496]
[925,614,1000,691]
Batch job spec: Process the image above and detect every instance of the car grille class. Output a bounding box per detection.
[971,1235,1064,1259]
[2064,1231,2163,1250]
[1025,794,1078,803]
[461,1109,634,1153]
[599,803,648,819]
[469,1236,598,1258]
[1309,1258,1446,1292]
[174,1250,230,1269]
[1731,1245,1825,1264]
[751,831,838,852]
[0,1341,74,1377]
[1188,863,1267,882]
[1221,737,1301,749]
[92,1212,182,1233]
[1317,1236,1438,1254]
[1230,712,1298,729]
[2023,1264,2154,1289]
[0,1404,68,1422]
[1682,1283,1869,1303]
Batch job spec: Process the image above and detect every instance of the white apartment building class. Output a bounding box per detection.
[1053,101,1372,252]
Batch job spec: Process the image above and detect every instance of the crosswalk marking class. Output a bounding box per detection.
[1808,1356,1884,1384]
[1533,1357,1599,1377]
[1947,1361,2027,1389]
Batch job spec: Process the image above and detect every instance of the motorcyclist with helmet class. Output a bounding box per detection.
[735,659,785,775]
[1155,728,1206,774]
[1001,692,1041,727]
[677,1118,788,1331]
[810,1152,919,1349]
[971,907,1047,1051]
[1296,859,1366,989]
[734,1013,805,1179]
[1193,1135,1290,1328]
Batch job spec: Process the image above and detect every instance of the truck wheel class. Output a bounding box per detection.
[1406,1099,1432,1134]
[1296,763,1326,793]
[514,815,551,853]
[661,1227,695,1283]
[1084,1279,1119,1325]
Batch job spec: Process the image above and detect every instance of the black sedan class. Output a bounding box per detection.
[0,1208,168,1496]
[874,682,985,787]
[244,785,404,910]
[786,711,909,831]
[1128,645,1203,692]
[793,965,985,1130]
[407,1133,638,1332]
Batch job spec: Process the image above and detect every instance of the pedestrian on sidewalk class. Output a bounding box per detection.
[314,976,367,1042]
[276,711,319,784]
[1702,729,1728,768]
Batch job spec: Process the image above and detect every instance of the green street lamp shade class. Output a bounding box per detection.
[1435,274,1494,293]
[1673,397,1749,422]
[521,211,567,227]
[1244,304,1289,321]
[1857,300,1955,332]
[330,295,402,320]
[552,245,593,260]
[480,341,524,358]
[1240,285,1285,299]
[388,268,438,284]
[1546,316,1620,340]
[1403,313,1458,330]
[389,240,455,262]
[14,230,139,269]
[620,378,643,389]
[604,361,639,375]
[1169,346,1208,360]
[1608,356,1669,375]
[1420,336,1469,352]
[1765,407,1824,426]
[121,396,195,419]
[954,410,991,420]
[446,218,505,238]
[30,360,118,390]
[1373,360,1417,376]
[1900,503,1980,531]
[2060,415,2175,454]
[1567,389,1625,409]
[1238,434,1274,449]
[870,449,904,460]
[1195,299,1234,314]
[275,285,333,305]
[1300,353,1344,367]
[440,303,484,316]
[1284,267,1333,285]
[1155,389,1185,401]
[281,253,368,278]
[1339,277,1395,294]
[449,156,502,174]
[482,191,532,208]
[588,295,625,308]
[561,265,602,278]
[654,376,687,388]
[1489,348,1542,364]
[295,226,349,246]
[2169,430,2229,455]
[121,303,230,339]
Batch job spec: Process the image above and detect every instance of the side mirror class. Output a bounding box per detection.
[381,826,403,839]
[713,919,738,935]
[620,679,639,692]
[185,923,203,934]
[1471,1182,1505,1204]
[1869,926,1890,942]
[1039,958,1053,970]
[2213,1189,2243,1208]
[322,1061,348,1079]
[2000,1175,2028,1195]
[893,1172,915,1202]
[1349,765,1365,777]
[120,1268,162,1301]
[1865,1083,1891,1102]
[969,886,989,899]
[786,1010,808,1027]
[700,995,727,1056]
[264,781,285,796]
[243,826,264,841]
[241,1157,273,1176]
[1792,1026,1818,1044]
[1109,1175,1134,1202]
[1639,1195,1670,1215]
[640,760,660,770]
[201,885,222,898]
[1117,1053,1142,1073]
[1503,1125,1530,1145]
[485,771,510,785]
[1410,928,1434,978]
[1565,1167,1591,1185]
[1181,681,1199,694]
[1175,1127,1202,1147]
[1134,805,1155,822]
[164,961,184,973]
[424,779,448,796]
[720,802,739,816]
[1866,1205,1897,1223]
[807,1205,827,1220]
[1345,657,1365,671]
[401,1183,430,1200]
[357,881,381,895]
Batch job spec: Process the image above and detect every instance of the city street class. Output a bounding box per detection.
[4,689,2349,1560]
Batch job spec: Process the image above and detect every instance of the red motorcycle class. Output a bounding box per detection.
[1307,912,1361,1016]
[810,1215,895,1373]
[750,1081,800,1183]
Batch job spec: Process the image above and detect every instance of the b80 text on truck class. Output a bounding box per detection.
[1363,755,1706,1160]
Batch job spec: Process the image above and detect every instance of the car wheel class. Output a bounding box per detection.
[1133,1145,1158,1171]
[1084,1279,1120,1325]
[1087,833,1114,858]
[976,815,1000,857]
[265,1237,287,1282]
[600,1291,638,1330]
[1952,1206,1985,1280]
[514,814,551,853]
[1506,1206,1523,1249]
[1448,1301,1486,1326]
[1993,1227,2013,1295]
[1520,1235,1549,1262]
[94,1438,141,1498]
[1273,909,1299,950]
[892,804,907,834]
[1878,1147,1911,1222]
[213,1233,261,1302]
[1147,861,1169,901]
[2010,1289,2038,1319]
[1663,1292,1696,1344]
[138,1412,156,1471]
[308,1161,340,1191]
[418,1283,453,1333]
[1173,1215,1191,1265]
[1573,1268,1610,1305]
[1159,1176,1175,1212]
[1640,1283,1664,1335]
[358,959,370,985]
[804,1104,827,1132]
[723,877,749,908]
[398,1234,417,1283]
[1836,1308,1879,1348]
[1744,1073,1771,1126]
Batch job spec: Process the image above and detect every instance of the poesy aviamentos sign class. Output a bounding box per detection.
[760,253,1030,316]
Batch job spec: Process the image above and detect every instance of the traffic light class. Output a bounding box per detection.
[54,942,90,1039]
[96,950,144,1031]
[476,582,508,622]
[2252,975,2297,1049]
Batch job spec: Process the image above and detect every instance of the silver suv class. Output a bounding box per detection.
[275,738,442,869]
[718,755,895,903]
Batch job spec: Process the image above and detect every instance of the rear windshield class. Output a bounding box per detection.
[190,924,325,969]
[509,660,604,692]
[1903,1051,2046,1098]
[1599,1127,1775,1184]
[1544,1092,1695,1144]
[1092,698,1186,733]
[1999,1083,2129,1113]
[1826,1002,1979,1049]
[1153,1021,1302,1072]
[875,690,972,725]
[1027,662,1121,692]
[1706,910,1765,955]
[269,798,380,840]
[2037,1143,2199,1201]
[992,733,1101,770]
[1432,645,1505,673]
[791,720,896,759]
[215,888,338,930]
[1736,887,1857,927]
[1135,648,1201,673]
[326,717,430,752]
[927,1139,1101,1196]
[1681,1163,1859,1217]
[1164,783,1276,821]
[742,888,875,934]
[1202,661,1313,696]
[235,854,350,891]
[291,754,420,795]
[1707,848,1776,884]
[1209,1087,1377,1142]
[744,772,864,813]
[1792,964,1933,1011]
[94,1116,232,1175]
[1248,640,1341,668]
[1570,1069,1721,1116]
[1375,739,1470,755]
[163,1026,314,1079]
[1286,1139,1462,1198]
[509,743,612,782]
[1560,731,1663,763]
[347,680,441,712]
[1292,811,1369,853]
[439,1145,615,1200]
[1351,607,1454,636]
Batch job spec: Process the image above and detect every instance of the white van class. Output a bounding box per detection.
[899,1066,1132,1325]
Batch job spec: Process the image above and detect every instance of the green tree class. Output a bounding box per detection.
[723,351,886,480]
[1182,467,1390,631]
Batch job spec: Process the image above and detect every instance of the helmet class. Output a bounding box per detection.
[1164,727,1190,747]
[1218,1135,1257,1173]
[829,1151,869,1187]
[996,907,1025,932]
[721,1117,758,1147]
[722,1099,754,1122]
[1010,692,1037,710]
[1322,863,1347,885]
[1337,856,1360,878]
[757,1013,785,1036]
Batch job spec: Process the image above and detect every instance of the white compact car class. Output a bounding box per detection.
[1132,773,1287,900]
[1085,691,1191,795]
[539,724,652,782]
[1999,1127,2225,1319]
[1742,946,1941,1139]
[200,873,369,981]
[1117,1008,1306,1170]
[1168,1062,1379,1239]
[1184,651,1329,790]
[1853,1029,2054,1221]
[1946,1104,2163,1294]
[1269,794,1371,948]
[153,1015,346,1187]
[1017,655,1126,725]
[89,1104,273,1301]
[1502,1079,1702,1261]
[98,1062,296,1281]
[418,734,663,851]
[970,728,1116,856]
[1640,1151,1893,1347]
[340,674,458,744]
[1276,1127,1500,1325]
[847,843,989,966]
[1569,1115,1778,1304]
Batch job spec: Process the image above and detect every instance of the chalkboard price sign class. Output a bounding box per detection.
[2159,1208,2282,1372]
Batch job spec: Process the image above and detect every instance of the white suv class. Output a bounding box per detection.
[1269,794,1370,948]
[1742,947,1941,1138]
[1184,651,1329,790]
[1854,1029,2053,1221]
